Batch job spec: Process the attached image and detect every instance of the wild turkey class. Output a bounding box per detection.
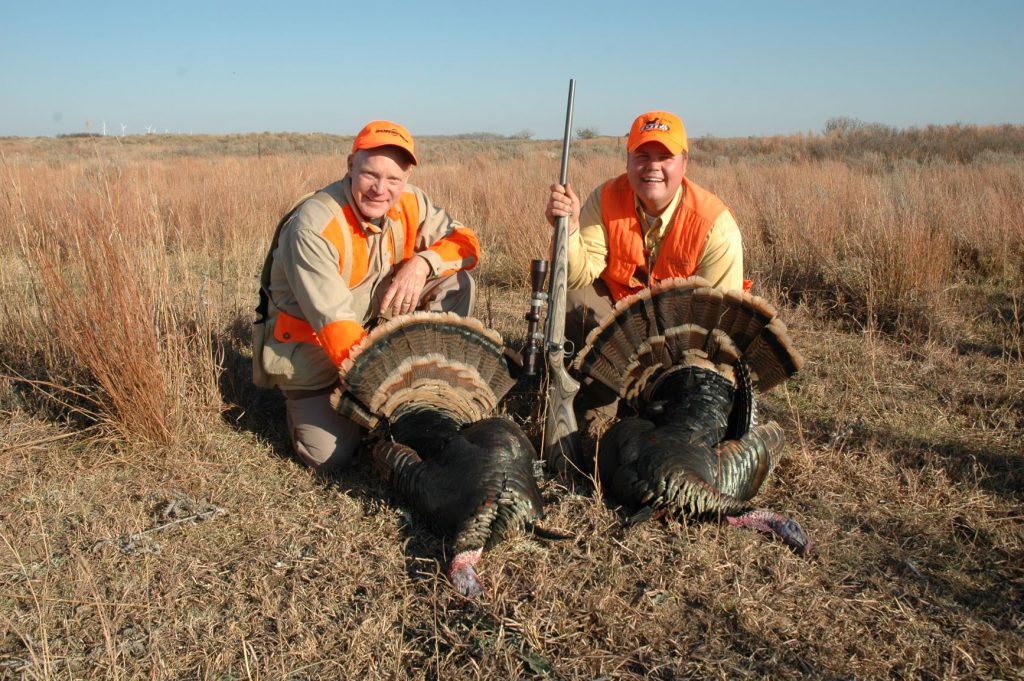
[573,276,812,554]
[331,312,550,597]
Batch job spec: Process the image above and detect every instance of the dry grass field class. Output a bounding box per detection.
[1,126,1022,679]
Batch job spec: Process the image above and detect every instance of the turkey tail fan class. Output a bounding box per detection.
[715,291,778,352]
[649,275,712,333]
[369,355,484,405]
[335,312,515,425]
[331,391,380,430]
[658,281,801,391]
[573,289,657,394]
[341,312,439,385]
[573,278,707,395]
[742,319,805,391]
[575,279,802,405]
[343,312,504,382]
[372,356,500,424]
[689,286,725,333]
[712,421,784,503]
[662,323,712,364]
[574,277,720,387]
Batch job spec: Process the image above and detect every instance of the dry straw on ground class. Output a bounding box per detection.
[1,127,1022,679]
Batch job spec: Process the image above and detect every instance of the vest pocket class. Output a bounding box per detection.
[260,329,299,382]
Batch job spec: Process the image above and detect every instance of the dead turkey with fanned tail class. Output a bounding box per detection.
[574,277,812,555]
[332,312,562,597]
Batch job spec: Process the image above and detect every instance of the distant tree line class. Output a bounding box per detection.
[44,121,1024,166]
[692,121,1024,165]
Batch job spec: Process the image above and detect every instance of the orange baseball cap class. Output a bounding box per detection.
[627,111,688,156]
[351,120,418,165]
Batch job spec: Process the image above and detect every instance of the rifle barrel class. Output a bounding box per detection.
[559,79,575,185]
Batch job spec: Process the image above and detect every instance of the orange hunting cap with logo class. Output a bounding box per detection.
[627,111,688,156]
[352,120,418,165]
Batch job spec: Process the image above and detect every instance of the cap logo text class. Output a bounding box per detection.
[641,119,671,133]
[372,127,410,143]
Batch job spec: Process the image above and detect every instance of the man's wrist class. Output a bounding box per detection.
[414,252,437,277]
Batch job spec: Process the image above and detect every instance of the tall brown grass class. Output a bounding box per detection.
[708,159,1024,334]
[1,128,1022,446]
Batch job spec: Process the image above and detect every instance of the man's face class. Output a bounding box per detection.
[626,142,688,214]
[347,147,414,220]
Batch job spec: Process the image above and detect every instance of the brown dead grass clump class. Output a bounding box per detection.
[1,129,1022,679]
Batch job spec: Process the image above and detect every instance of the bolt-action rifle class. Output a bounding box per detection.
[540,79,581,473]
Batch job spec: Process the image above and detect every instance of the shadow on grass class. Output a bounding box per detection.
[956,339,1022,360]
[214,316,394,521]
[216,314,290,458]
[883,431,1024,502]
[798,410,1022,504]
[954,286,1023,359]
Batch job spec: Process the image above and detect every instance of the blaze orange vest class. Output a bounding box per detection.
[599,174,731,301]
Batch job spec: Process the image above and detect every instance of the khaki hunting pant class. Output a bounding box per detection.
[565,279,620,431]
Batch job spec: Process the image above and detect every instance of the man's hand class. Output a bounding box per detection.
[380,255,431,316]
[545,182,581,235]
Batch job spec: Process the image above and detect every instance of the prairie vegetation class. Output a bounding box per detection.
[1,125,1022,679]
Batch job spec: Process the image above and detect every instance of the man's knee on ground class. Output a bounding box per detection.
[290,424,360,474]
[285,392,364,474]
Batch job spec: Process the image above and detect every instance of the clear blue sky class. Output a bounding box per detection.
[2,0,1021,139]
